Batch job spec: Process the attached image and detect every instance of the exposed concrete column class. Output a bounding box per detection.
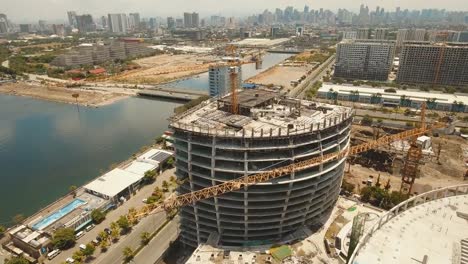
[244,140,249,241]
[211,136,222,236]
[187,133,201,244]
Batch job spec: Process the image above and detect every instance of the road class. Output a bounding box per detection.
[47,168,176,264]
[93,213,167,264]
[132,217,180,264]
[288,55,335,98]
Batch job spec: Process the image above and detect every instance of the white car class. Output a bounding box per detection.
[66,257,75,263]
[79,244,86,251]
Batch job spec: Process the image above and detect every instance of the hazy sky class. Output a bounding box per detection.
[3,0,467,23]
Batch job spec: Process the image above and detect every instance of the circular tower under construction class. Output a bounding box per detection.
[170,89,353,249]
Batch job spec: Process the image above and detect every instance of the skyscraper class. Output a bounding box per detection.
[76,14,95,33]
[167,17,175,30]
[357,28,370,39]
[374,28,388,40]
[108,14,128,34]
[334,40,396,81]
[192,12,200,28]
[0,14,9,34]
[128,13,141,31]
[67,11,77,27]
[184,12,193,28]
[397,43,468,86]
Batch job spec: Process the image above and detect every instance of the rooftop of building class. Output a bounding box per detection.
[170,89,352,138]
[339,39,396,45]
[351,185,468,264]
[320,83,468,105]
[230,38,290,48]
[84,168,143,198]
[185,244,277,264]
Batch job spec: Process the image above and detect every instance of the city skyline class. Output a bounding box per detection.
[3,0,468,23]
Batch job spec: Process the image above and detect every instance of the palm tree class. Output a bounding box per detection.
[122,246,135,263]
[100,239,109,252]
[140,232,150,245]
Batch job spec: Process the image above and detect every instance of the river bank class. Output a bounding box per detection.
[0,83,129,107]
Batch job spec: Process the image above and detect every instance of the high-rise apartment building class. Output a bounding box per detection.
[334,40,395,81]
[357,28,370,39]
[396,29,427,47]
[108,14,128,34]
[192,12,200,28]
[184,12,193,28]
[208,64,242,97]
[128,13,141,31]
[397,43,468,86]
[67,11,77,27]
[76,14,95,33]
[0,14,8,34]
[167,17,175,30]
[342,31,357,40]
[374,28,388,40]
[183,12,200,28]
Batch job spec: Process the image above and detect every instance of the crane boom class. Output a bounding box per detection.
[131,121,444,220]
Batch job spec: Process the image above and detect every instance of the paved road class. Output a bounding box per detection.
[47,168,175,264]
[93,213,167,264]
[132,217,180,264]
[288,55,335,98]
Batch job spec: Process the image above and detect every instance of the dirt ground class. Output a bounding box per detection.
[109,53,218,84]
[346,125,467,195]
[0,83,127,107]
[246,64,311,90]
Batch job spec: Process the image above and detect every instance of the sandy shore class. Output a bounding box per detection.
[0,83,129,107]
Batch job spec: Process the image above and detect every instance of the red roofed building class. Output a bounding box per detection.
[88,68,106,75]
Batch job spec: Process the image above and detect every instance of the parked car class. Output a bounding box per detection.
[47,249,60,260]
[85,224,95,232]
[96,236,102,243]
[75,231,84,240]
[104,228,111,235]
[92,239,100,246]
[79,244,86,251]
[66,257,75,263]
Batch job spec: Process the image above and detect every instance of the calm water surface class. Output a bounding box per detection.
[0,52,291,225]
[162,52,291,90]
[0,95,180,225]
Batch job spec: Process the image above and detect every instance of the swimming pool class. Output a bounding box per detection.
[32,199,86,230]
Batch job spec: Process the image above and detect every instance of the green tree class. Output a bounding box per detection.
[360,186,372,202]
[0,225,5,237]
[82,243,96,259]
[5,257,29,264]
[99,230,109,242]
[100,239,109,252]
[162,180,169,191]
[110,222,120,241]
[52,228,76,249]
[91,209,106,224]
[117,215,131,233]
[69,185,77,198]
[122,246,135,263]
[143,170,157,183]
[72,250,84,262]
[140,231,151,245]
[166,157,174,168]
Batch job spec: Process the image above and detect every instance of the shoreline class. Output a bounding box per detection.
[0,83,130,108]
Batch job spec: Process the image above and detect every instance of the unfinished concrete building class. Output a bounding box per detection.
[170,89,353,249]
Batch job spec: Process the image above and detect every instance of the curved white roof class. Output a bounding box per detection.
[351,185,468,264]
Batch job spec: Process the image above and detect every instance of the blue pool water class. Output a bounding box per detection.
[32,199,86,230]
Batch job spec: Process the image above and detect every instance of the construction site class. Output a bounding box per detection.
[112,48,466,262]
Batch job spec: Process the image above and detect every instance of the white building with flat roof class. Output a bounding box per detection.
[318,83,468,112]
[84,168,143,201]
